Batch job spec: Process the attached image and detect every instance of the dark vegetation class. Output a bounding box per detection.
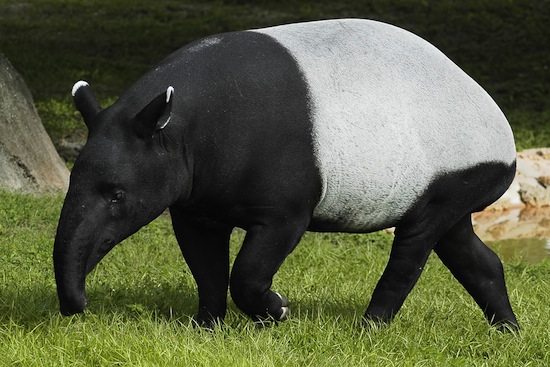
[0,0,549,154]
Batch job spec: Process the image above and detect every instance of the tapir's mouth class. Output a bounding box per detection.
[85,238,117,274]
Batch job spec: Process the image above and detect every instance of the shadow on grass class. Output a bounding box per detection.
[291,297,368,323]
[0,281,198,328]
[2,274,373,331]
[0,286,59,327]
[222,293,370,330]
[86,281,198,321]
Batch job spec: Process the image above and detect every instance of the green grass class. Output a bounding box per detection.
[0,0,549,162]
[1,191,549,366]
[1,2,549,365]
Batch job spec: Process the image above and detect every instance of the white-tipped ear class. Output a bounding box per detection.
[158,116,170,130]
[166,86,174,103]
[135,86,174,138]
[71,80,101,127]
[72,80,89,97]
[158,86,174,130]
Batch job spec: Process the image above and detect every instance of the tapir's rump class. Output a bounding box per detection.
[254,19,516,231]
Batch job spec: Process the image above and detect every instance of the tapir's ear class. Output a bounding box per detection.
[135,86,174,139]
[72,81,102,128]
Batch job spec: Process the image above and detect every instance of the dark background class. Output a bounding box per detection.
[0,0,548,152]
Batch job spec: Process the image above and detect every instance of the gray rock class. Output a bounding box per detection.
[486,148,550,210]
[0,53,69,192]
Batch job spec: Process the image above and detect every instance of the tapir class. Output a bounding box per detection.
[54,19,519,330]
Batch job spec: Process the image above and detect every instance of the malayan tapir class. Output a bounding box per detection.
[54,19,519,330]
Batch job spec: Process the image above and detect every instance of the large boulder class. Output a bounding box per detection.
[0,53,69,192]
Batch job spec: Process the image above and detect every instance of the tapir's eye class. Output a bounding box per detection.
[110,191,126,203]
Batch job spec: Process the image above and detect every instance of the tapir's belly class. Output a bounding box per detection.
[255,19,516,231]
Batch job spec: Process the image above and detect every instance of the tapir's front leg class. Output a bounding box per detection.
[230,215,309,322]
[170,207,232,327]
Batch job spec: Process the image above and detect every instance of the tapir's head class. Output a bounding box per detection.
[54,81,186,315]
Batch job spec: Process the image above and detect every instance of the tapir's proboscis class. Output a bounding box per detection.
[54,19,519,331]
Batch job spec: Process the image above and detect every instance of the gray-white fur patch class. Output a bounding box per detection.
[254,19,516,231]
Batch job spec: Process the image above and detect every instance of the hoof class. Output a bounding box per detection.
[362,312,391,330]
[252,292,291,326]
[275,292,290,321]
[194,308,226,330]
[493,320,520,333]
[193,316,224,330]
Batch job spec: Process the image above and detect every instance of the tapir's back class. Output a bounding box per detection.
[254,19,516,232]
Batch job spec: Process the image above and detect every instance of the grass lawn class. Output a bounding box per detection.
[1,192,549,366]
[1,1,550,366]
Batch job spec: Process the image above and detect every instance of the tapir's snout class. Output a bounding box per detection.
[53,195,98,316]
[54,234,89,316]
[54,218,118,316]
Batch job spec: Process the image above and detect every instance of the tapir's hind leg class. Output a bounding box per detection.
[364,162,517,328]
[434,215,519,330]
[364,224,438,325]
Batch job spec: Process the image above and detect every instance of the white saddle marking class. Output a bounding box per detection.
[256,19,516,231]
